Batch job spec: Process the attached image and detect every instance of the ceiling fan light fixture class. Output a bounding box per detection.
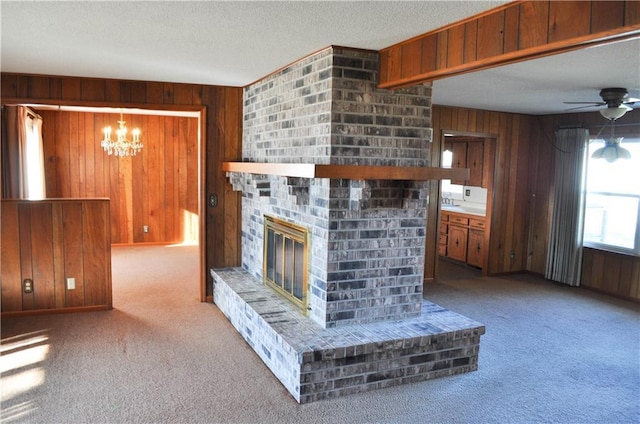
[599,105,632,121]
[591,137,631,163]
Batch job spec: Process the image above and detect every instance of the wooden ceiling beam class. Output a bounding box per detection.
[378,0,640,89]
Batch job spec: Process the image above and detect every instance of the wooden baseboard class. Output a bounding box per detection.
[1,305,111,318]
[111,241,185,247]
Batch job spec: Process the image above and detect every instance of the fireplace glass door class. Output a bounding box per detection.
[263,215,309,312]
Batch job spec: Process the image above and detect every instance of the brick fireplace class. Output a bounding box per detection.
[212,46,484,403]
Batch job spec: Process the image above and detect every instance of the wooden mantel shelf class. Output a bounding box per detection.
[223,162,469,181]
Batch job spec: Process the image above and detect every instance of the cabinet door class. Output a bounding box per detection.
[450,142,467,185]
[467,229,484,268]
[438,235,447,256]
[439,213,448,256]
[466,142,484,187]
[447,225,468,262]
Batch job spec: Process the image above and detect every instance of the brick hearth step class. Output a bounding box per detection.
[212,267,485,404]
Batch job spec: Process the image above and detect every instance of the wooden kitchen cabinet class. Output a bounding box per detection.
[450,142,467,185]
[449,140,484,187]
[447,222,468,262]
[439,213,448,256]
[440,212,486,269]
[467,229,484,268]
[466,142,484,187]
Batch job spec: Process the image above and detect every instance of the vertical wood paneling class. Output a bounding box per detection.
[401,39,422,79]
[3,72,244,302]
[68,112,81,197]
[436,32,448,70]
[63,202,85,307]
[446,25,465,68]
[430,105,533,277]
[1,202,22,312]
[30,203,56,309]
[591,1,626,32]
[82,202,109,306]
[223,88,242,264]
[80,79,105,102]
[463,21,478,63]
[147,114,163,242]
[19,204,35,310]
[61,78,81,101]
[548,1,591,42]
[52,203,66,308]
[626,0,640,25]
[378,0,640,89]
[503,4,520,53]
[519,1,550,49]
[165,116,179,241]
[476,10,505,60]
[420,34,438,73]
[581,248,639,301]
[530,110,639,300]
[84,113,96,197]
[1,200,112,315]
[40,110,198,244]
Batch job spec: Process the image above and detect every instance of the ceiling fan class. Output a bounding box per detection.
[565,87,639,120]
[568,88,637,162]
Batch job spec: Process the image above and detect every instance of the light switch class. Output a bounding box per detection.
[66,277,76,290]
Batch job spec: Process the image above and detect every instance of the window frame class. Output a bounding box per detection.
[582,135,640,257]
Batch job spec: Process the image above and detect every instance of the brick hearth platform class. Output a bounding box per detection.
[212,268,485,404]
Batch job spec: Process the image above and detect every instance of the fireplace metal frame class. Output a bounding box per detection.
[263,215,310,314]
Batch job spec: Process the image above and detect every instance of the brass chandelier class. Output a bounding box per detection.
[100,112,142,156]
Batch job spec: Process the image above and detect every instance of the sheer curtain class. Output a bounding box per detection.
[1,105,46,199]
[545,128,589,286]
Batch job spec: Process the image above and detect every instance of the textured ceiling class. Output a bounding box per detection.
[2,1,639,116]
[1,1,507,86]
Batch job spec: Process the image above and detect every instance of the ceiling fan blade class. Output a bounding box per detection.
[623,98,639,105]
[563,101,606,105]
[565,104,603,111]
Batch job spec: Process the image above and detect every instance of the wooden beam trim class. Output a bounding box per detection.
[379,28,640,89]
[222,162,470,181]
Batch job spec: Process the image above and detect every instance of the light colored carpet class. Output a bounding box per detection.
[1,246,639,423]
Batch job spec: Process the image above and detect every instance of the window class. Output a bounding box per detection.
[583,136,640,255]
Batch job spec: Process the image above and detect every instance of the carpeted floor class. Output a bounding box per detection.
[1,245,639,423]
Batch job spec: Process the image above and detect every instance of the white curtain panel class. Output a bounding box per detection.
[545,128,589,286]
[1,105,46,199]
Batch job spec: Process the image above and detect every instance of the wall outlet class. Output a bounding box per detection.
[510,251,515,259]
[66,277,76,290]
[143,225,149,233]
[23,279,33,294]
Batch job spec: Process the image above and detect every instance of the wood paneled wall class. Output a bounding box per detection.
[39,110,198,244]
[380,0,640,88]
[1,199,111,316]
[1,73,243,300]
[428,106,534,278]
[581,248,640,300]
[529,110,640,300]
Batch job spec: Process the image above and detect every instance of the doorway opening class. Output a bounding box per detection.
[5,103,206,303]
[436,131,496,281]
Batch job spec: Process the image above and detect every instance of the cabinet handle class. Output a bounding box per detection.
[455,239,459,246]
[477,244,481,252]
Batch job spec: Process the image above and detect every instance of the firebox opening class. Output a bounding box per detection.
[263,215,310,313]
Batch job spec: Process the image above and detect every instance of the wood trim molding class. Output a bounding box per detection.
[222,162,469,181]
[379,0,640,89]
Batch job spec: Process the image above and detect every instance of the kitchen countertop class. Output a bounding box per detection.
[441,205,486,217]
